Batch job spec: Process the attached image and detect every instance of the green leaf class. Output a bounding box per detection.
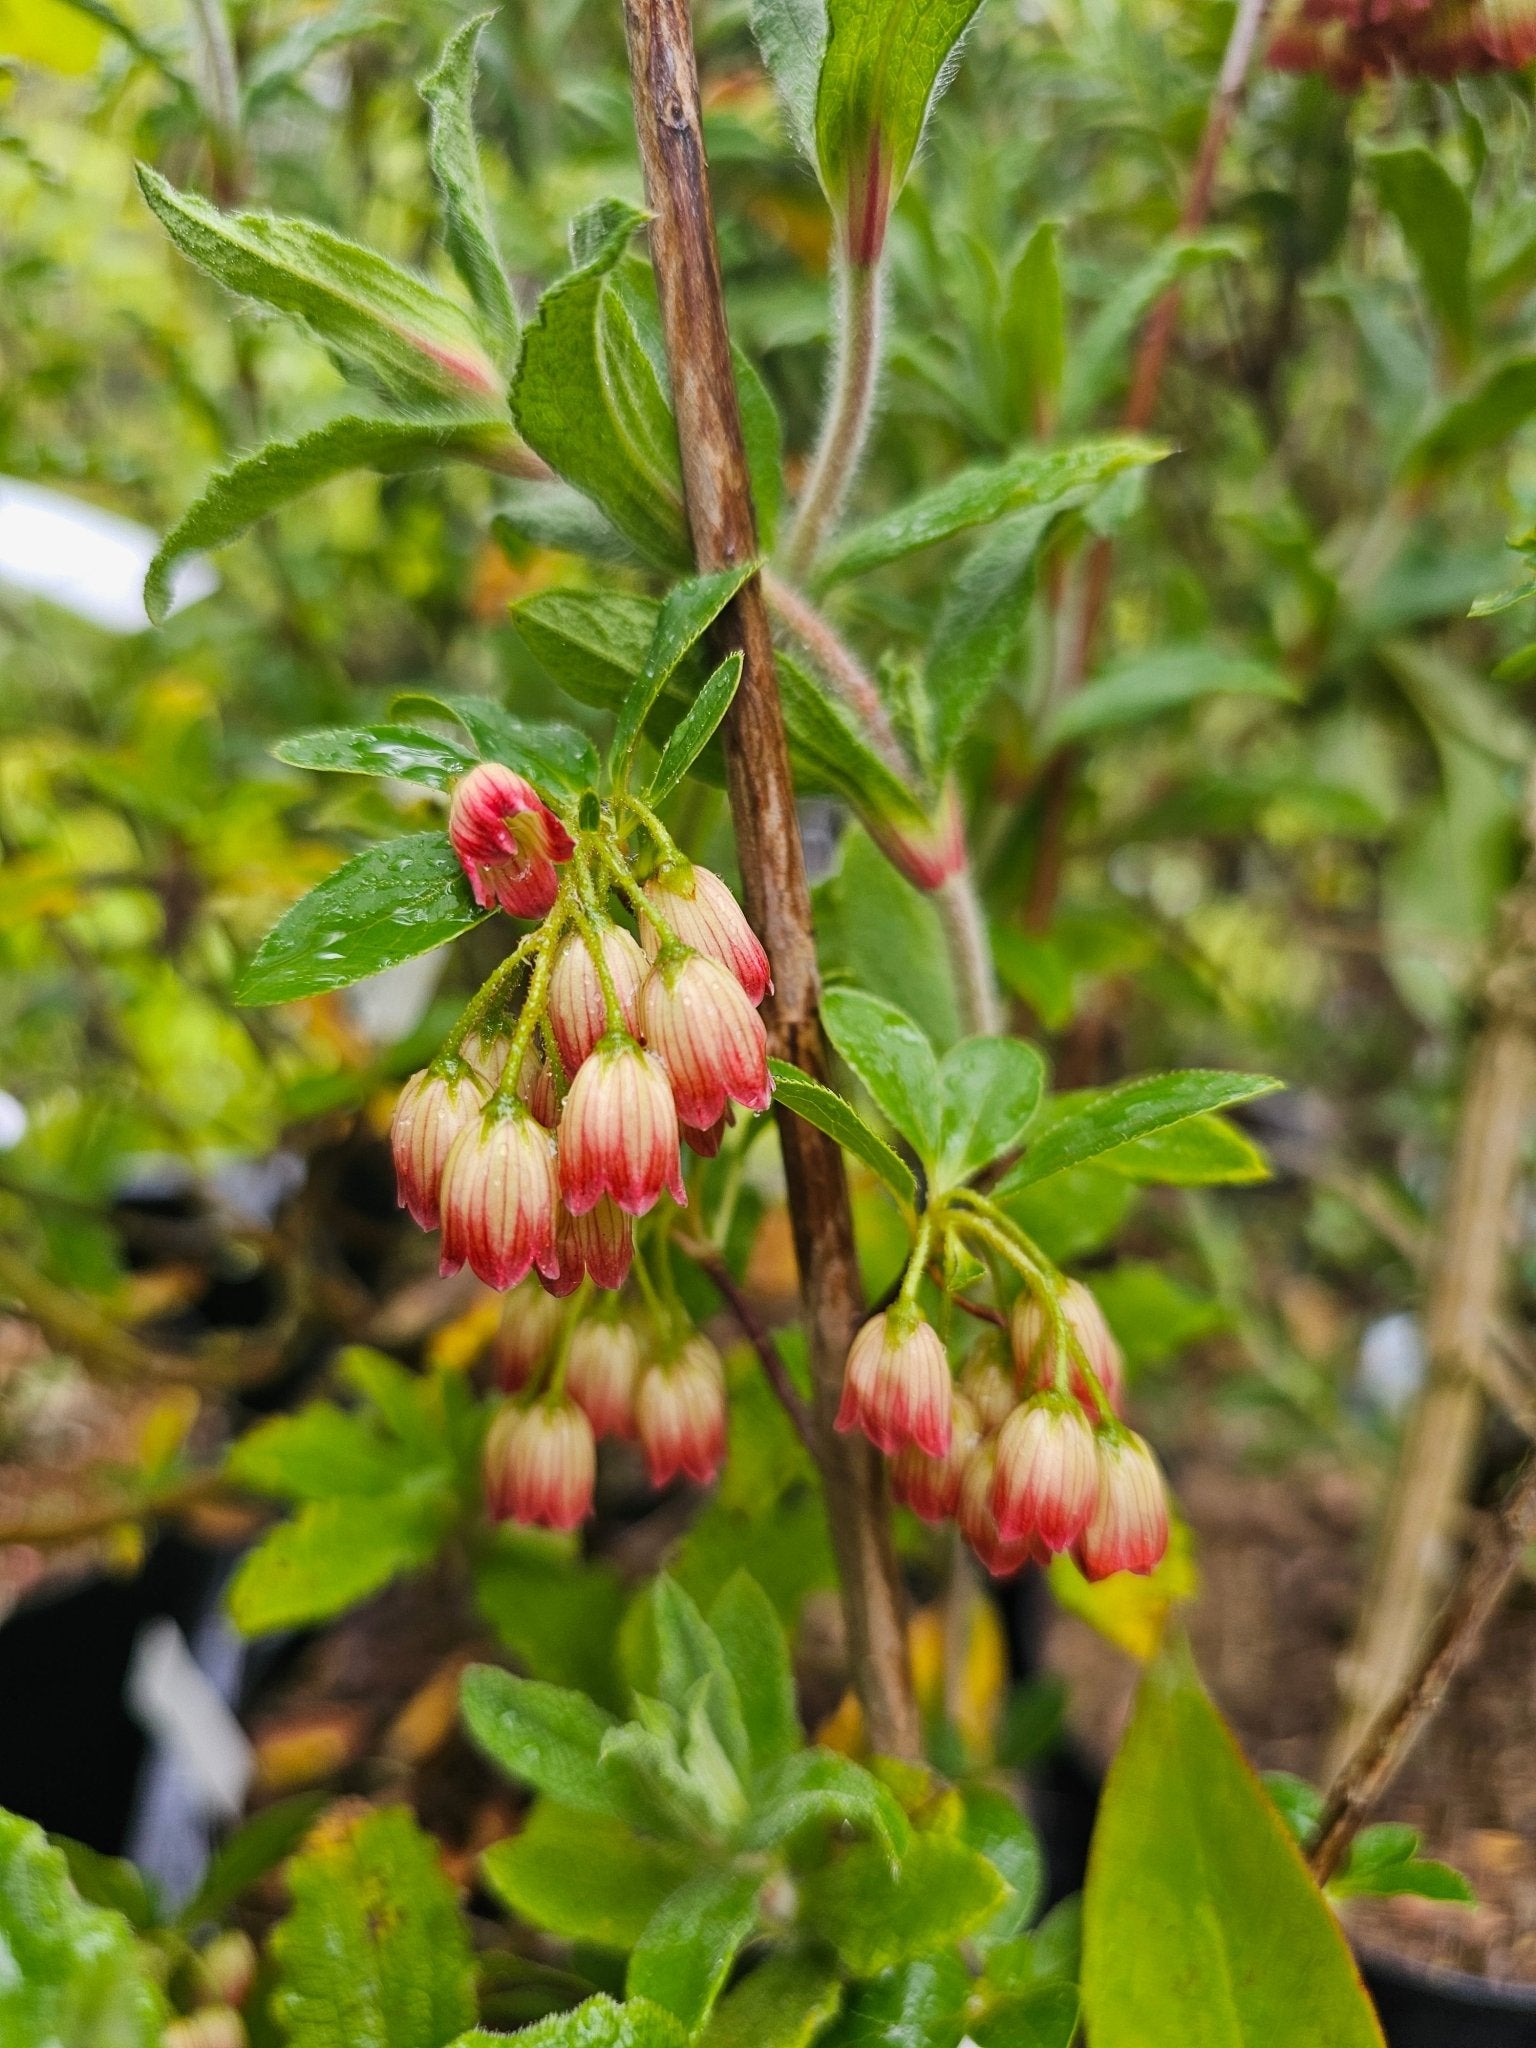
[274,724,479,792]
[628,1867,763,2037]
[933,1037,1046,1188]
[1096,1111,1270,1186]
[970,1987,1079,2048]
[814,0,982,225]
[699,1951,843,2048]
[959,1782,1044,1951]
[449,1994,689,2048]
[242,0,384,114]
[740,1748,910,1863]
[1331,1824,1474,1905]
[144,413,510,623]
[750,0,827,159]
[649,655,744,805]
[707,1572,800,1776]
[1003,220,1066,434]
[813,825,960,1050]
[227,1488,451,1633]
[1082,1638,1384,2047]
[45,1835,158,1930]
[1061,236,1241,427]
[800,1831,1006,1976]
[615,567,757,775]
[1367,145,1472,355]
[1407,354,1536,475]
[421,12,519,359]
[515,591,678,720]
[389,690,599,793]
[228,1401,431,1502]
[494,481,639,565]
[820,437,1162,586]
[820,987,941,1161]
[461,1666,639,1821]
[270,1805,476,2048]
[652,1577,753,1783]
[512,202,690,567]
[0,1813,167,2046]
[817,1953,969,2048]
[234,832,490,1006]
[774,651,936,831]
[927,506,1055,763]
[737,343,785,553]
[137,167,502,409]
[473,1542,626,1707]
[1039,644,1299,751]
[1092,1263,1226,1371]
[767,1061,917,1206]
[178,1792,328,1930]
[482,1805,702,1948]
[995,1071,1283,1197]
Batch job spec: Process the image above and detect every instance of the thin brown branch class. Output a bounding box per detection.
[0,1470,226,1551]
[620,0,918,1755]
[1309,1453,1536,1885]
[675,1234,816,1455]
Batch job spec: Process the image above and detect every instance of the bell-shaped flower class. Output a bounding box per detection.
[891,1392,980,1522]
[639,952,772,1131]
[547,924,647,1075]
[558,1038,685,1217]
[1075,1430,1170,1582]
[1011,1278,1125,1416]
[438,1100,559,1290]
[635,1335,727,1487]
[483,1398,595,1530]
[641,866,772,1006]
[390,1064,483,1230]
[991,1395,1099,1552]
[567,1317,641,1440]
[448,763,573,920]
[835,1308,951,1460]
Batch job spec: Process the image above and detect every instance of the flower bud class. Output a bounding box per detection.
[438,1102,558,1290]
[547,924,647,1075]
[1075,1430,1170,1582]
[198,1931,257,2010]
[571,1193,633,1290]
[558,1039,685,1217]
[682,1109,733,1158]
[639,952,773,1131]
[835,1309,951,1459]
[991,1396,1099,1552]
[1269,0,1536,83]
[567,1317,641,1439]
[635,1335,727,1487]
[641,866,772,1006]
[867,783,966,893]
[390,1064,483,1230]
[483,1398,596,1530]
[891,1392,980,1522]
[957,1439,1037,1580]
[959,1346,1017,1435]
[522,1050,559,1130]
[448,763,574,920]
[493,1277,564,1390]
[1011,1279,1125,1416]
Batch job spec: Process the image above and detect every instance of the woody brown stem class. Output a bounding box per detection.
[1309,1452,1536,1885]
[1026,0,1276,932]
[620,0,919,1756]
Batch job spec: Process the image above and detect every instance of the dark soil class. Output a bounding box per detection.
[1042,1430,1536,1986]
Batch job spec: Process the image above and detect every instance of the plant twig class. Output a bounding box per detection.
[675,1234,816,1455]
[1309,1452,1536,1885]
[785,256,883,578]
[1026,0,1276,931]
[761,568,909,773]
[0,1471,226,1551]
[620,0,919,1756]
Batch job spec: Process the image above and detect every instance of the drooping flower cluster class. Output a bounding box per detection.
[481,1282,728,1530]
[839,1275,1170,1583]
[1269,0,1536,84]
[390,762,773,1296]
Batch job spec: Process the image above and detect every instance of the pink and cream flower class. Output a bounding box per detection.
[437,1101,559,1290]
[566,1318,641,1440]
[958,1439,1038,1580]
[1011,1279,1125,1417]
[547,924,647,1075]
[1075,1431,1170,1582]
[483,1398,595,1530]
[891,1392,980,1523]
[639,952,773,1131]
[641,866,772,1006]
[448,763,574,920]
[635,1336,727,1487]
[835,1309,952,1460]
[390,1063,483,1230]
[990,1395,1099,1553]
[558,1039,685,1217]
[493,1278,564,1391]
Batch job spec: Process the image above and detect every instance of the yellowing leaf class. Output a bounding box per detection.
[1047,1515,1198,1663]
[0,0,104,71]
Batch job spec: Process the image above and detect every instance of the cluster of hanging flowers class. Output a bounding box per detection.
[839,1274,1169,1583]
[1269,0,1536,85]
[389,760,770,1531]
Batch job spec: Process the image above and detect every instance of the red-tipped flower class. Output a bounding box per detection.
[1075,1431,1170,1582]
[867,783,967,893]
[558,1039,685,1217]
[635,1335,727,1487]
[493,1278,564,1390]
[438,1102,559,1290]
[1011,1279,1125,1416]
[958,1439,1037,1579]
[835,1308,952,1459]
[547,924,647,1075]
[567,1318,641,1440]
[639,952,773,1131]
[960,1348,1018,1435]
[991,1396,1099,1552]
[391,1064,483,1230]
[641,866,772,1006]
[448,763,574,920]
[891,1392,980,1522]
[1269,0,1536,82]
[483,1398,595,1530]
